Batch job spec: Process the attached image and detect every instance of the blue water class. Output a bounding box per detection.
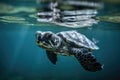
[0,0,120,80]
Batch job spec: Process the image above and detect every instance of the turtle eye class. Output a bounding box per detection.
[38,36,42,41]
[36,36,42,43]
[36,33,43,43]
[36,31,43,42]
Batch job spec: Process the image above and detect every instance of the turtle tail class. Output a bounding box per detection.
[71,48,103,72]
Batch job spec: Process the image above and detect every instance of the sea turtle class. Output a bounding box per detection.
[36,30,103,72]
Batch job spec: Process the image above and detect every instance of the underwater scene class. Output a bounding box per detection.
[0,0,120,80]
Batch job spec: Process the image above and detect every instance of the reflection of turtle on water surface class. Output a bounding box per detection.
[36,30,103,72]
[37,1,101,28]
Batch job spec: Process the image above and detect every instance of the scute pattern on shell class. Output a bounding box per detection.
[57,30,99,50]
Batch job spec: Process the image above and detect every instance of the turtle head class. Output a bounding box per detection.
[36,31,62,50]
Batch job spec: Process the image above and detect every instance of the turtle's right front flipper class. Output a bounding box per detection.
[71,48,103,72]
[46,50,57,65]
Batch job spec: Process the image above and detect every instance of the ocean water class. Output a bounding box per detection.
[0,0,120,80]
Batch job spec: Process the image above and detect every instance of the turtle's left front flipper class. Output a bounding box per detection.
[46,50,57,65]
[71,48,103,72]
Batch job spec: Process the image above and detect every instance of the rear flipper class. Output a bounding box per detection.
[71,48,103,72]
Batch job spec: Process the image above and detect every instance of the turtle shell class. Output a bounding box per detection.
[57,30,99,50]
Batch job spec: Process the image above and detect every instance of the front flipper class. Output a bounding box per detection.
[72,48,103,72]
[46,50,57,65]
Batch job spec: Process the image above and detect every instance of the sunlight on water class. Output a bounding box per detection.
[8,26,30,73]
